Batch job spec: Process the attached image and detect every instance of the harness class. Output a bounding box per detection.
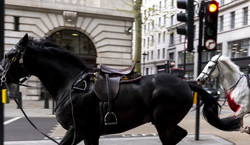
[0,47,59,145]
[199,54,247,112]
[0,45,141,144]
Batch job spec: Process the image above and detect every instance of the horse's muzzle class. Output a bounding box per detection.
[196,78,207,86]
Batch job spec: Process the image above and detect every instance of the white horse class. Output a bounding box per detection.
[197,54,250,134]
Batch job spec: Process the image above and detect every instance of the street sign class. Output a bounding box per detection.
[205,39,216,50]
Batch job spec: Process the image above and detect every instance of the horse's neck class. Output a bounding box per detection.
[31,58,84,100]
[218,63,242,90]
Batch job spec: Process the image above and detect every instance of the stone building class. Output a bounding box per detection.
[141,0,250,80]
[5,0,134,100]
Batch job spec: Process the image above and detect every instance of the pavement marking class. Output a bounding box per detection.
[4,117,22,125]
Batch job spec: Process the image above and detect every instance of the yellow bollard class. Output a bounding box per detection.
[193,92,198,104]
[2,89,7,103]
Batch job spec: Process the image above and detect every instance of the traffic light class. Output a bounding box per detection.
[176,0,194,52]
[204,0,219,51]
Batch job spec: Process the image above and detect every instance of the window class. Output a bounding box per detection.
[229,39,250,58]
[143,39,146,48]
[14,16,20,31]
[157,49,160,59]
[202,51,217,62]
[170,33,174,45]
[147,37,150,47]
[151,51,154,60]
[50,30,97,67]
[162,48,166,59]
[151,35,154,46]
[163,31,166,43]
[220,0,224,6]
[152,20,155,29]
[178,51,194,64]
[158,17,161,27]
[152,5,155,14]
[171,0,174,7]
[171,15,174,26]
[146,68,149,75]
[169,52,175,61]
[159,1,162,11]
[243,7,248,26]
[144,25,146,33]
[220,15,224,31]
[231,11,235,29]
[158,33,161,44]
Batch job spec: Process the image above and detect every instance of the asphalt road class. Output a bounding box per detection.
[4,117,58,141]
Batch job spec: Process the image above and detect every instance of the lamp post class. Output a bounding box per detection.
[142,52,148,75]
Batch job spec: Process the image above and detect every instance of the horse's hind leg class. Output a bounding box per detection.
[153,103,190,145]
[155,124,187,145]
[60,127,83,145]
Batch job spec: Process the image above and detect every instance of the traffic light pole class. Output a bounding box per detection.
[0,0,5,144]
[195,0,205,141]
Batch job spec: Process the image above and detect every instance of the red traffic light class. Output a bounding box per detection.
[208,1,219,13]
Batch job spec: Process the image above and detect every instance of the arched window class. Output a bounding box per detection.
[50,30,97,67]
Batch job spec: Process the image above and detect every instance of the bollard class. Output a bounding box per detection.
[52,99,55,115]
[2,89,7,104]
[17,92,22,109]
[44,92,49,109]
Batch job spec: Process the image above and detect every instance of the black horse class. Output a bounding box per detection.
[0,34,241,145]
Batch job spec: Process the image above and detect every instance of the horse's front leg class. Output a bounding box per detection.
[59,126,83,145]
[84,136,99,145]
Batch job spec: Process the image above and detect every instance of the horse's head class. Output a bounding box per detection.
[0,34,30,84]
[197,54,221,85]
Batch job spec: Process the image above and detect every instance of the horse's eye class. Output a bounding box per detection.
[208,66,213,69]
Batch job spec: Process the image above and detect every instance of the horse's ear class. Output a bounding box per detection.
[17,33,29,48]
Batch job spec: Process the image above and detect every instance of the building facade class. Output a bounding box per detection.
[5,0,134,99]
[141,0,250,80]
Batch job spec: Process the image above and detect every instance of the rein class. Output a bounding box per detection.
[0,47,60,145]
[223,74,245,95]
[200,54,222,80]
[2,81,60,145]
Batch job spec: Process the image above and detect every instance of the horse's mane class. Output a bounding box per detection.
[214,54,242,73]
[26,37,89,71]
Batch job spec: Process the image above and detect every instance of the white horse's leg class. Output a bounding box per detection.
[240,117,250,134]
[232,107,250,134]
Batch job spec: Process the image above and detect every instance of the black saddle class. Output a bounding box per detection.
[94,62,140,125]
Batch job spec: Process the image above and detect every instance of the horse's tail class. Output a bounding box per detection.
[187,81,241,131]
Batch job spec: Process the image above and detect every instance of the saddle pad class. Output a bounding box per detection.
[94,75,120,102]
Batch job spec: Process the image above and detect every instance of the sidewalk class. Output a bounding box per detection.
[4,99,55,117]
[4,99,249,144]
[5,135,233,145]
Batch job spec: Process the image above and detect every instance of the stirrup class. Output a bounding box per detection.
[104,112,118,125]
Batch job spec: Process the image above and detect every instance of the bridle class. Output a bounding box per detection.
[200,54,222,80]
[0,46,30,86]
[0,46,59,144]
[200,54,246,99]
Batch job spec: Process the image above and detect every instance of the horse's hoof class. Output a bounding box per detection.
[240,126,250,134]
